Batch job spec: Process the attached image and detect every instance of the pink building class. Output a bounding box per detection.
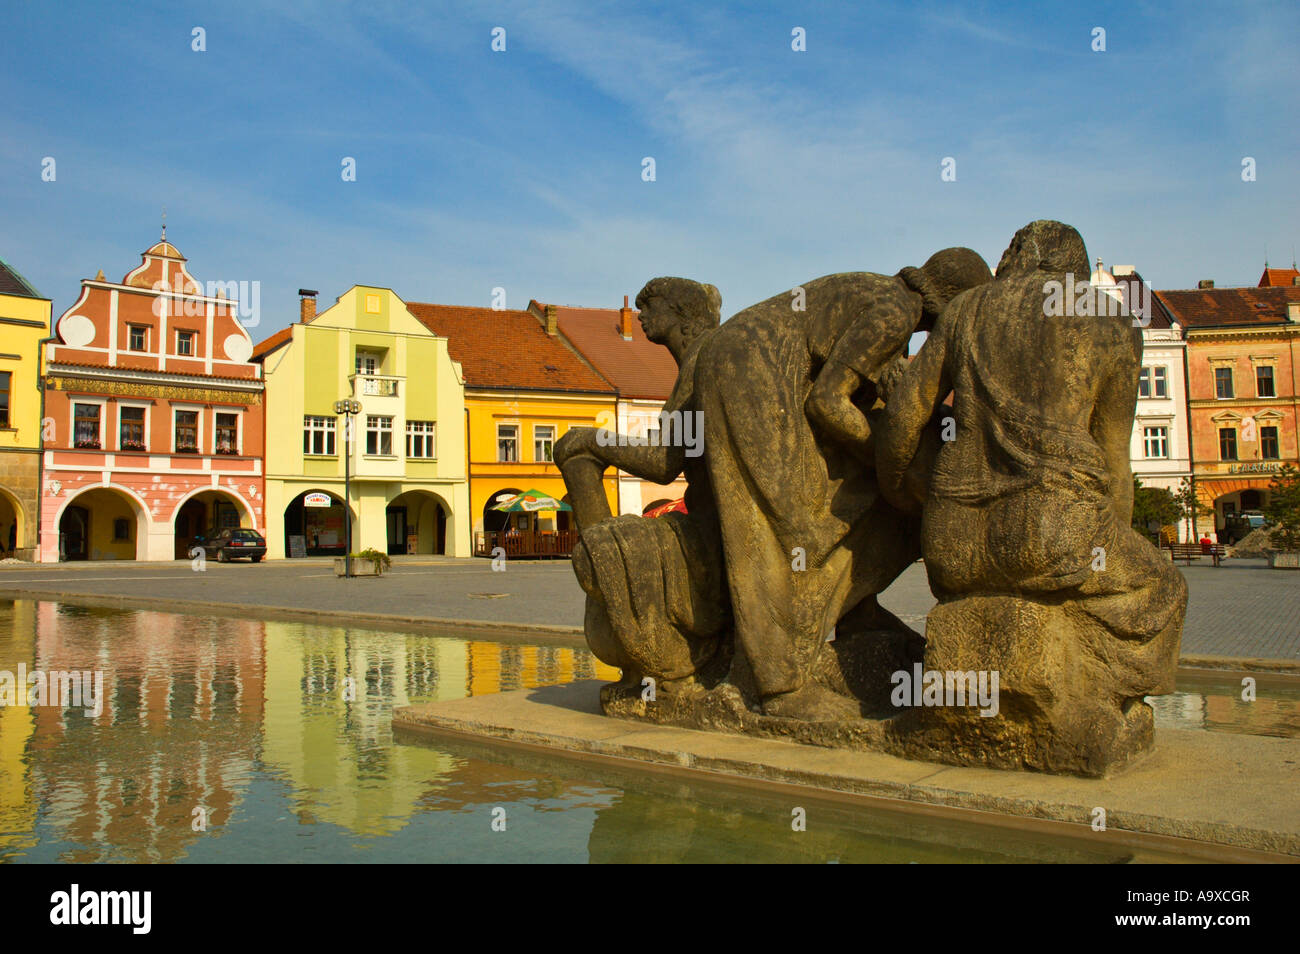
[41,235,265,561]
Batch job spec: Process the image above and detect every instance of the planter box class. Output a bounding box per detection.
[1266,551,1300,570]
[334,558,382,577]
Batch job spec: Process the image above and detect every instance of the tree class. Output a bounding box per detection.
[1131,476,1181,537]
[1174,476,1215,539]
[1263,464,1300,551]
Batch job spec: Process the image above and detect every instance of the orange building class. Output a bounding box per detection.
[528,297,687,515]
[407,301,617,556]
[41,234,264,561]
[1157,285,1300,537]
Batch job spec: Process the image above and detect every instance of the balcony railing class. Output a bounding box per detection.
[350,374,402,397]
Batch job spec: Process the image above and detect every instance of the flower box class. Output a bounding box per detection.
[334,558,382,577]
[1266,550,1300,570]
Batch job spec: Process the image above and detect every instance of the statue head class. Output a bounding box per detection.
[635,278,722,349]
[898,247,992,330]
[995,220,1089,279]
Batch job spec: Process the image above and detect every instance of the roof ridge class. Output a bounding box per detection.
[0,256,45,299]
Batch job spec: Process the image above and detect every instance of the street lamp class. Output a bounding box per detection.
[334,398,361,577]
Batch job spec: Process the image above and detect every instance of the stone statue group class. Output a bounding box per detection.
[556,220,1187,777]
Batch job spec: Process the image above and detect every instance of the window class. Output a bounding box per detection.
[176,330,196,356]
[1219,427,1237,461]
[1143,426,1168,459]
[303,416,336,456]
[365,415,393,455]
[113,518,131,542]
[1137,368,1150,399]
[1262,426,1280,460]
[0,371,9,428]
[497,424,519,462]
[534,424,555,462]
[215,413,238,454]
[1152,366,1167,398]
[406,420,436,458]
[355,352,378,375]
[1215,366,1234,399]
[74,403,100,448]
[128,325,148,351]
[174,410,198,452]
[1257,365,1276,398]
[119,406,145,450]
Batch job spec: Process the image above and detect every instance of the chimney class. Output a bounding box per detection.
[545,304,558,336]
[619,294,634,340]
[299,288,318,323]
[1288,302,1300,324]
[1198,279,1215,289]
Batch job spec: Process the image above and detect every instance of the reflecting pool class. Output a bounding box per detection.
[0,599,1287,863]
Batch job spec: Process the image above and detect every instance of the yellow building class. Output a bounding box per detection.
[253,287,470,558]
[408,302,618,556]
[0,258,51,561]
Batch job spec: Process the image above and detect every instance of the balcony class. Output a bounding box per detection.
[350,374,402,397]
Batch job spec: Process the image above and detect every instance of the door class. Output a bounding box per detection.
[175,500,207,558]
[386,507,406,556]
[61,506,88,561]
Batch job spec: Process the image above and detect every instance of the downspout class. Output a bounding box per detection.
[464,405,472,556]
[1181,328,1197,541]
[36,308,57,561]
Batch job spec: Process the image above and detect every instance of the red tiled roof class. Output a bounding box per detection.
[252,325,294,359]
[534,301,678,401]
[406,303,615,394]
[1260,267,1300,287]
[1156,286,1300,329]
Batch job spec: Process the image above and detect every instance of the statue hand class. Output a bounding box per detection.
[555,426,598,465]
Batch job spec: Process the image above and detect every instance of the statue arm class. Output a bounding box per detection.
[1092,358,1139,526]
[806,296,919,456]
[876,316,952,513]
[554,425,687,485]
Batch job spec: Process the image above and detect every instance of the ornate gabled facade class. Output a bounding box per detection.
[252,286,469,559]
[41,235,264,561]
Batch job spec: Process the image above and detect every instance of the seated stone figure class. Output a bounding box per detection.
[875,220,1188,776]
[555,279,730,697]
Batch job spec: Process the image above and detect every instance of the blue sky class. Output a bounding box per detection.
[3,0,1297,338]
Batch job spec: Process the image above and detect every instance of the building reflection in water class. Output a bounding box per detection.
[0,599,618,861]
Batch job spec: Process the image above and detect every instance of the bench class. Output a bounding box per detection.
[1167,542,1222,567]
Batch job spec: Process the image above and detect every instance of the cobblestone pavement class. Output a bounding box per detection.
[0,554,1295,662]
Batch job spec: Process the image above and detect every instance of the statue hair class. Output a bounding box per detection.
[635,278,722,339]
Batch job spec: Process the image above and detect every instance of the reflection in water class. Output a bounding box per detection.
[1148,676,1299,739]
[0,600,618,862]
[0,598,1292,863]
